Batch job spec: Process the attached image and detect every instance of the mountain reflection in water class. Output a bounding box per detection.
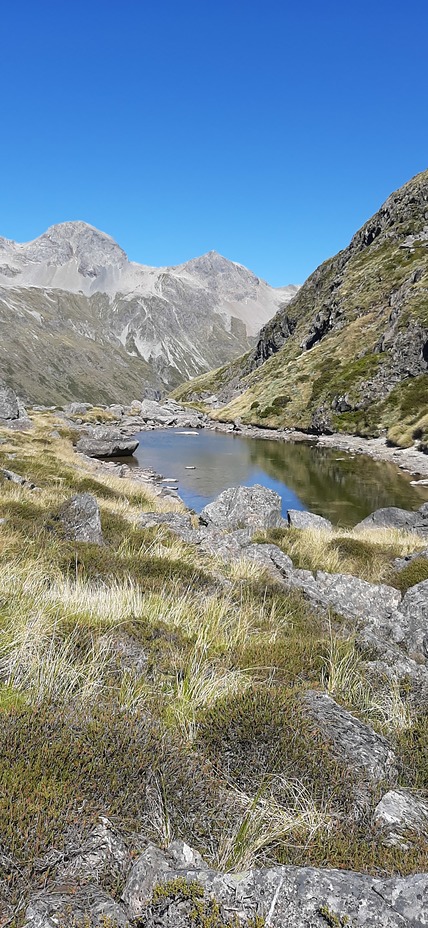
[130,429,428,527]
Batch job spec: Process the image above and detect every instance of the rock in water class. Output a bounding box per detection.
[76,426,139,458]
[58,493,103,544]
[199,484,283,531]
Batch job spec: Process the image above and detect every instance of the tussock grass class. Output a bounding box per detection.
[321,629,412,734]
[253,524,425,584]
[217,777,330,871]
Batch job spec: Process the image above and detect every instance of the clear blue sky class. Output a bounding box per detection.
[1,0,427,286]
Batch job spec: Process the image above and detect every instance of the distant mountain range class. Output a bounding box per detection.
[175,169,428,450]
[0,222,298,405]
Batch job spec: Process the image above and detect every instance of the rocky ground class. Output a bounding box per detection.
[1,391,428,926]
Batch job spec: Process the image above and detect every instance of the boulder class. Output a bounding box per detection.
[109,404,125,418]
[122,842,428,927]
[199,485,283,532]
[0,380,19,419]
[354,504,428,538]
[392,547,428,571]
[76,426,139,458]
[304,691,397,785]
[373,789,428,848]
[286,569,402,626]
[58,493,103,544]
[138,399,205,428]
[287,509,333,531]
[22,885,131,928]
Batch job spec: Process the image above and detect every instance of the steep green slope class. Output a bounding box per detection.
[175,169,428,447]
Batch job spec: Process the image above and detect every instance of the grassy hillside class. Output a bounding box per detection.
[1,416,428,923]
[174,169,428,448]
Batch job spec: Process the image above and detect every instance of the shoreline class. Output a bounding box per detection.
[208,419,428,481]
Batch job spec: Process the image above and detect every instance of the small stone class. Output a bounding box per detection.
[373,789,428,847]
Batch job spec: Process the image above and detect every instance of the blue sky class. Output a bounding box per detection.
[1,0,427,286]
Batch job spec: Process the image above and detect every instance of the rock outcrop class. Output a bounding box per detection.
[304,691,397,785]
[0,380,19,419]
[23,838,428,927]
[373,790,428,848]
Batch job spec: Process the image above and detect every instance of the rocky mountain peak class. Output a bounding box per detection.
[22,221,128,270]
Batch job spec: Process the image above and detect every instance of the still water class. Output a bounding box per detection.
[131,428,428,527]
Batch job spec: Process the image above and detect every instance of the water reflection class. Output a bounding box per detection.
[131,429,428,526]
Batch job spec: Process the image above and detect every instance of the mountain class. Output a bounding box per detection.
[0,222,298,405]
[175,169,428,449]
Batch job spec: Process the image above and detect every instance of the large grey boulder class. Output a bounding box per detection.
[121,841,428,927]
[373,789,428,848]
[304,691,397,785]
[287,509,333,531]
[76,426,139,457]
[22,885,131,927]
[354,504,428,538]
[200,484,283,532]
[58,493,103,544]
[0,380,19,419]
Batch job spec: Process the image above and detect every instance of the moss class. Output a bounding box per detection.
[390,557,428,593]
[148,878,265,928]
[318,904,352,927]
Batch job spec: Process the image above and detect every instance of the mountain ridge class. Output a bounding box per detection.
[0,222,299,404]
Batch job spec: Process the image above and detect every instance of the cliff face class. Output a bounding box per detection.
[175,169,428,448]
